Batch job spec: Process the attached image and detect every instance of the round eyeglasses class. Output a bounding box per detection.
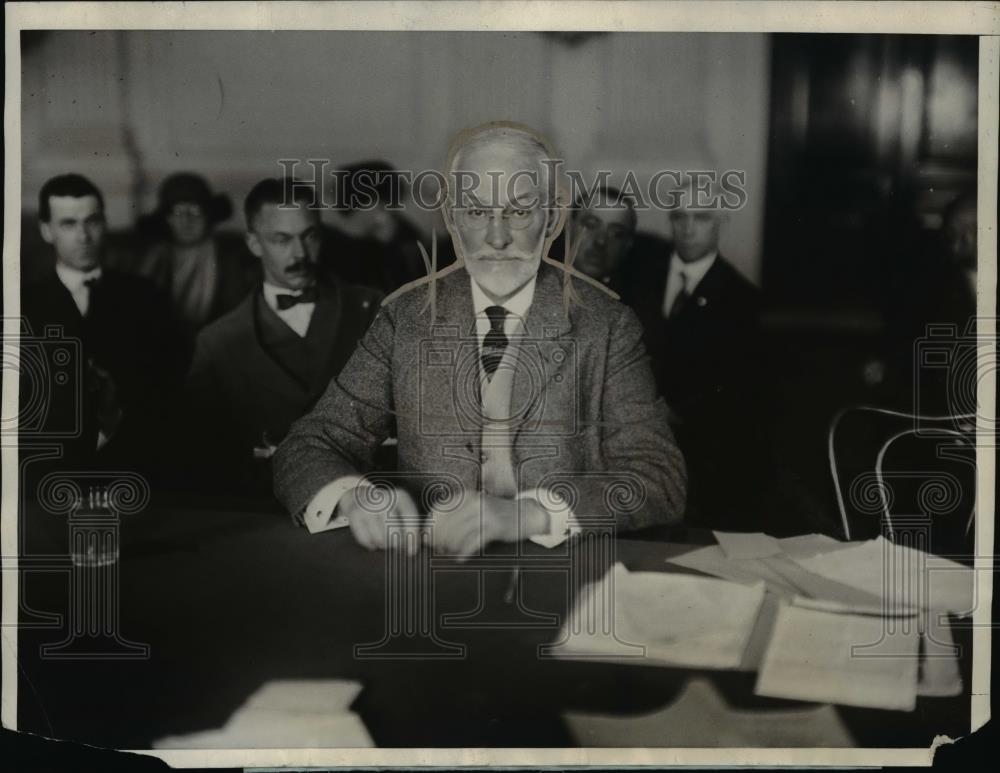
[452,206,537,231]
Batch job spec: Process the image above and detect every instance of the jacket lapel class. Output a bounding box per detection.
[37,271,85,326]
[511,261,575,447]
[416,268,481,444]
[308,279,345,386]
[672,253,726,320]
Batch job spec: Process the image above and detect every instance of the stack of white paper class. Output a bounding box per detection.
[154,679,372,748]
[667,532,861,602]
[667,545,800,597]
[669,532,968,709]
[549,563,766,670]
[793,536,974,616]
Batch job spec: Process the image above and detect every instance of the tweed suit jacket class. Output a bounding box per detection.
[273,258,687,532]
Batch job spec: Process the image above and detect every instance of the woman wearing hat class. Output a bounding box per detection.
[137,173,259,332]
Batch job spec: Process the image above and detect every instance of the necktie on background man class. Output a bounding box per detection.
[81,275,101,317]
[669,275,691,320]
[481,305,509,378]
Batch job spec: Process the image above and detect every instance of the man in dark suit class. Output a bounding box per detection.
[181,178,382,498]
[618,182,767,530]
[274,122,686,554]
[20,174,185,486]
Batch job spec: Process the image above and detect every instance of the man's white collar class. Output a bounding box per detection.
[669,250,717,292]
[262,281,316,309]
[469,275,537,320]
[55,262,102,291]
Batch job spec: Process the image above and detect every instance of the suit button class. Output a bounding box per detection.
[696,296,707,307]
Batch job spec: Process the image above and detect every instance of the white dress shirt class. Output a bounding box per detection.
[262,281,316,338]
[661,250,717,318]
[301,275,577,548]
[55,262,102,317]
[469,276,576,546]
[470,274,535,348]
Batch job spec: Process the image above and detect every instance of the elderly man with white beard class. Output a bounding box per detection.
[273,121,686,555]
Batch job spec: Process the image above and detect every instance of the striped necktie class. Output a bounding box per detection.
[481,305,509,378]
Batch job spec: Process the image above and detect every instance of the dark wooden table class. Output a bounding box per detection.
[14,498,972,748]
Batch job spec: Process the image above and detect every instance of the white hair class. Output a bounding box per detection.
[445,122,564,208]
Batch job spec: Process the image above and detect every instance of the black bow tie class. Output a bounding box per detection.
[275,286,318,311]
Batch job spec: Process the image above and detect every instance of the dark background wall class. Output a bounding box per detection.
[20,31,771,284]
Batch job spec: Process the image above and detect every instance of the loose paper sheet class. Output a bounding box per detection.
[794,537,975,616]
[759,555,888,615]
[154,712,373,749]
[667,545,801,597]
[242,678,363,713]
[775,533,850,560]
[713,531,783,559]
[551,563,766,670]
[755,602,920,711]
[154,679,371,749]
[917,613,964,698]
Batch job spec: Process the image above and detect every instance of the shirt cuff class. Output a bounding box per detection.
[520,487,579,548]
[302,476,366,534]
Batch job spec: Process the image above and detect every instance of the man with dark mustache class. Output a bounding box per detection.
[179,178,382,499]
